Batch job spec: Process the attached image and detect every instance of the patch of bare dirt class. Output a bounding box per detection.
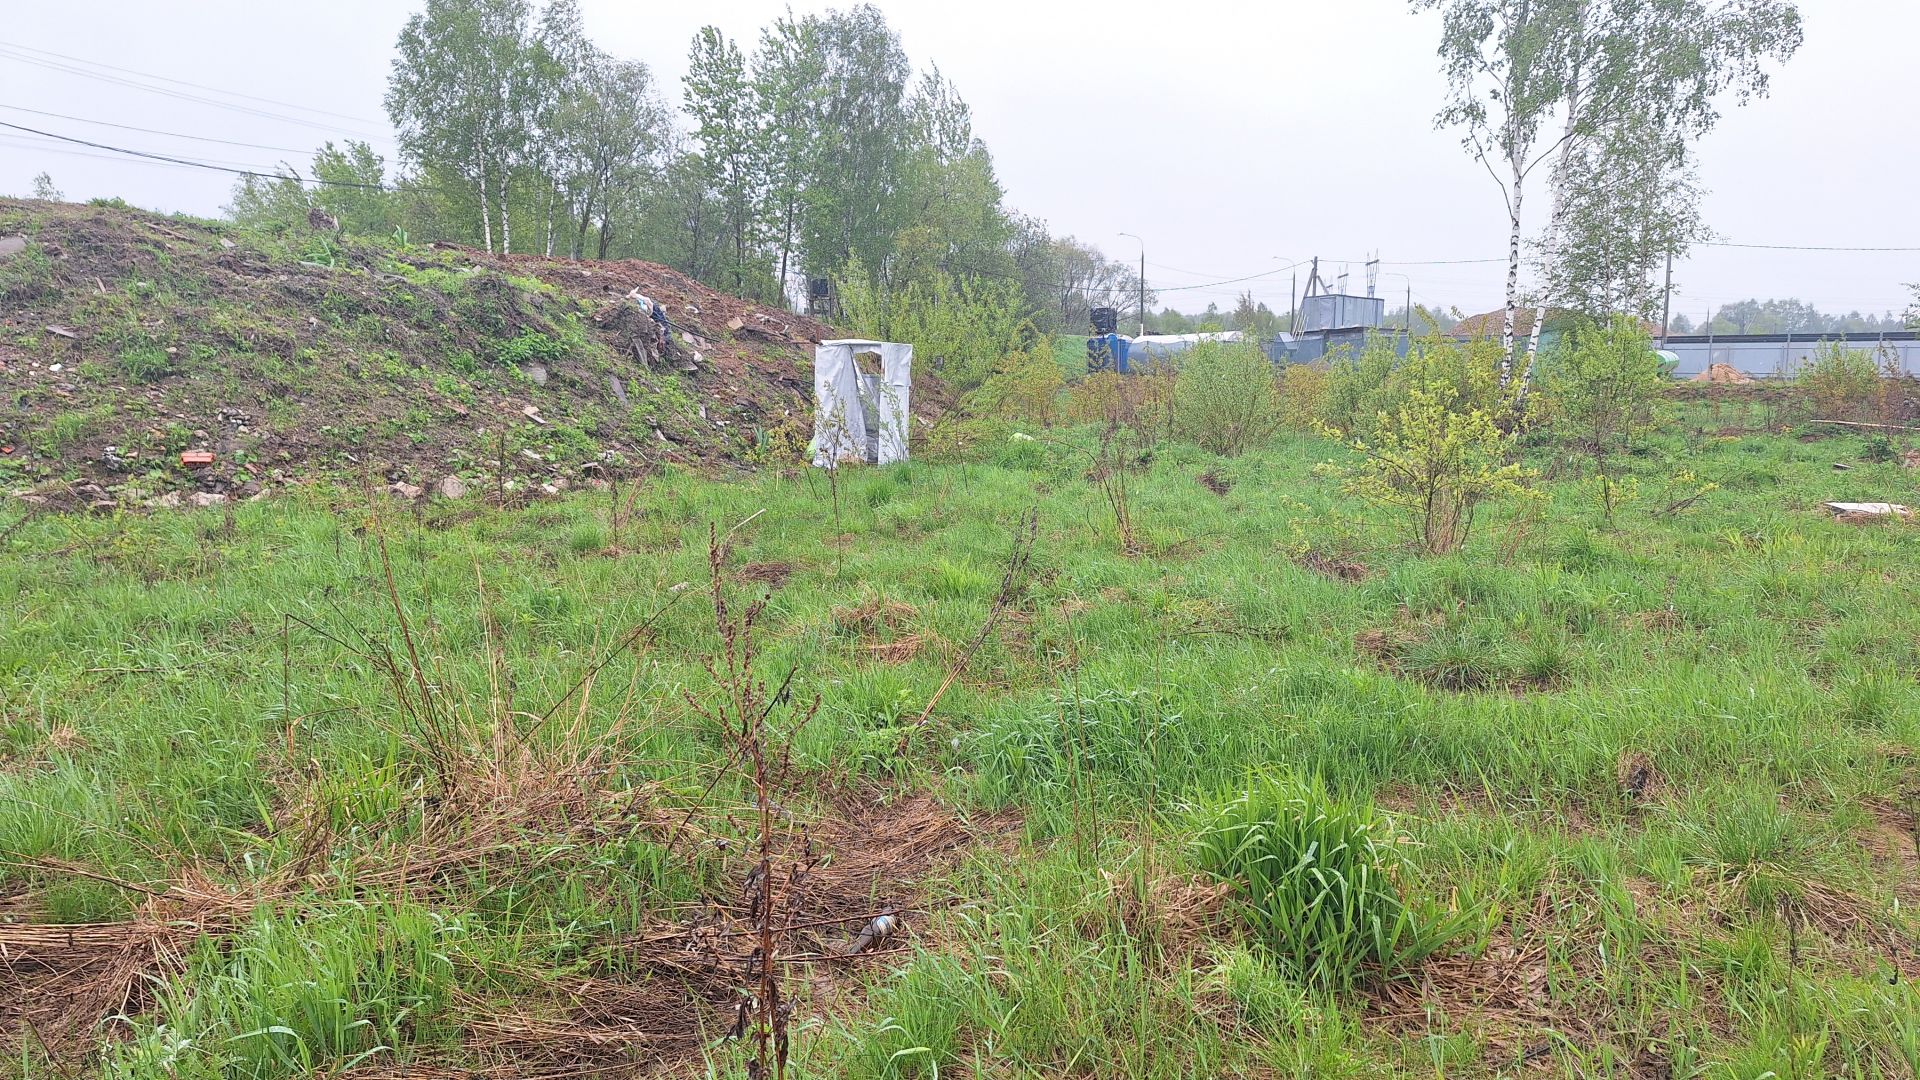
[1298,549,1370,582]
[1196,468,1234,496]
[0,787,1015,1075]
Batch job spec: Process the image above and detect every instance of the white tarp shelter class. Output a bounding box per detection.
[1126,331,1244,361]
[812,339,912,466]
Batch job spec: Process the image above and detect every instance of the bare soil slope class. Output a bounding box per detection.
[0,199,929,507]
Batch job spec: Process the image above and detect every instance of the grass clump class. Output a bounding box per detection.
[118,344,174,383]
[1191,774,1464,991]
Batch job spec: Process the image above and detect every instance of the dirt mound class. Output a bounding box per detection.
[0,199,947,508]
[1690,362,1752,385]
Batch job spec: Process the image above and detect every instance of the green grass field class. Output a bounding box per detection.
[4,414,1918,1078]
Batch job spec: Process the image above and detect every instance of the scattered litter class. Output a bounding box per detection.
[843,911,900,955]
[607,374,628,406]
[179,451,215,467]
[1832,462,1853,471]
[44,325,77,339]
[522,405,548,425]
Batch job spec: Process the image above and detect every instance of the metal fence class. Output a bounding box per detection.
[1660,333,1920,378]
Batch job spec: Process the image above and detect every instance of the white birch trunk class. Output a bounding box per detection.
[1500,163,1524,389]
[498,167,512,253]
[1518,5,1590,407]
[477,152,494,255]
[543,186,555,257]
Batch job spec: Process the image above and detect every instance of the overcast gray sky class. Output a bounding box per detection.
[3,0,1914,321]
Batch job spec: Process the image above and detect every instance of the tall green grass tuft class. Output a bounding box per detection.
[1191,774,1464,990]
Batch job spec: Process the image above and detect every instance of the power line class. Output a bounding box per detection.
[0,119,435,193]
[0,103,324,155]
[1699,240,1920,253]
[0,46,394,144]
[0,38,387,125]
[1,132,281,170]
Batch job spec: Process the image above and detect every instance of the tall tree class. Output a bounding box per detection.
[800,5,912,279]
[1540,118,1708,321]
[388,0,546,253]
[890,67,1014,291]
[1414,0,1803,401]
[753,13,825,302]
[684,26,769,297]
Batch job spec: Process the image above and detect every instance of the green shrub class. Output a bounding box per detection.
[834,260,1036,391]
[1796,341,1882,423]
[1191,774,1464,990]
[1330,380,1538,555]
[1399,621,1518,691]
[1171,341,1278,456]
[110,904,460,1079]
[496,329,568,366]
[1277,363,1330,432]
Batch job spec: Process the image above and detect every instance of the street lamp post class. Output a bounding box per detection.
[1119,232,1145,337]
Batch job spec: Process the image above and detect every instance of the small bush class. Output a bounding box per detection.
[1277,363,1330,432]
[1399,621,1518,690]
[1192,774,1463,990]
[1796,341,1880,423]
[1331,381,1537,555]
[496,329,568,366]
[968,346,1064,427]
[1063,369,1176,444]
[566,522,608,555]
[1172,341,1279,456]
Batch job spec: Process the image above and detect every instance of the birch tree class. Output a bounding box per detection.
[684,26,769,297]
[388,0,541,253]
[1414,0,1803,404]
[1539,119,1708,322]
[753,14,825,302]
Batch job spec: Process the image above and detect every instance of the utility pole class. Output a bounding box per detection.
[1120,232,1146,337]
[1659,251,1673,346]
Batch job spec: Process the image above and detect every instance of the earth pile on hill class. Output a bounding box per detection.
[0,199,933,508]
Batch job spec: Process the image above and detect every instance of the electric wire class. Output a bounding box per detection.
[0,38,388,125]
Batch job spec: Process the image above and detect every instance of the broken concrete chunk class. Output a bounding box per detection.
[1823,501,1912,517]
[187,492,228,509]
[522,405,547,425]
[524,361,549,386]
[0,235,26,259]
[436,475,469,499]
[389,481,425,500]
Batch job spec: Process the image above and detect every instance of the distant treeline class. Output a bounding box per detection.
[226,0,1147,336]
[1669,298,1909,337]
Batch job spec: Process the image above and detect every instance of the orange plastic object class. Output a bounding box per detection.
[180,451,215,467]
